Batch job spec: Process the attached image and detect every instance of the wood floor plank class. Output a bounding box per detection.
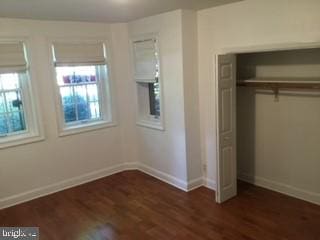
[0,171,319,240]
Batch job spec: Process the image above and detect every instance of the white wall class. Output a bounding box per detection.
[129,11,188,186]
[181,10,202,183]
[198,0,320,203]
[0,18,133,208]
[128,10,203,188]
[110,23,139,166]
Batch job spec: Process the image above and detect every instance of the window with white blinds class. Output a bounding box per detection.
[52,41,113,135]
[132,36,163,130]
[133,39,158,83]
[53,42,106,66]
[0,43,27,73]
[0,41,42,148]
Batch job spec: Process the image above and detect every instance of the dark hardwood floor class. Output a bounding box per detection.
[0,170,319,240]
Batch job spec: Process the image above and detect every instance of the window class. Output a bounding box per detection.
[0,73,26,135]
[133,36,163,130]
[56,66,102,124]
[52,41,113,135]
[0,41,42,148]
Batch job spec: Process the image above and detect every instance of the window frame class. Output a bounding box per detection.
[49,38,116,137]
[0,37,44,149]
[132,34,165,131]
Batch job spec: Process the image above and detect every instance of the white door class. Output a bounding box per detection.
[216,54,237,203]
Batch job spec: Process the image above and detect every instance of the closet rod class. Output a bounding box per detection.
[237,79,320,101]
[237,80,320,90]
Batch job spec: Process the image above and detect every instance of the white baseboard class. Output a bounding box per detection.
[187,177,205,191]
[0,163,127,210]
[203,178,217,190]
[138,163,189,191]
[137,163,209,192]
[0,162,214,210]
[238,172,320,206]
[138,163,210,192]
[123,162,139,170]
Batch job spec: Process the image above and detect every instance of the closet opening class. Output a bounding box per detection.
[216,47,320,204]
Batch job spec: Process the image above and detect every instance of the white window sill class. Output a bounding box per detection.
[136,118,164,131]
[59,120,117,137]
[0,133,45,150]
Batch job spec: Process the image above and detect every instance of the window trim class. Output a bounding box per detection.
[48,38,116,137]
[132,33,165,131]
[0,37,44,149]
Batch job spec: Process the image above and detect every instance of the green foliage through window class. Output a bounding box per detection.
[63,95,90,123]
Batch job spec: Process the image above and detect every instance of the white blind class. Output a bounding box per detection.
[0,42,27,74]
[133,39,157,83]
[53,42,106,66]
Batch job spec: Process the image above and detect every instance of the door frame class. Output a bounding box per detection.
[214,41,320,203]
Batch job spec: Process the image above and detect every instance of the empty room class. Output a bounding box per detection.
[0,0,320,239]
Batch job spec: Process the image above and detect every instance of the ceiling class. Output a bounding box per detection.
[0,0,242,23]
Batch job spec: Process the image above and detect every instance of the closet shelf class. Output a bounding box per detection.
[237,78,320,90]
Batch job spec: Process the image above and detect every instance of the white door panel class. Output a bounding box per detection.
[222,147,233,188]
[216,54,237,203]
[220,88,232,133]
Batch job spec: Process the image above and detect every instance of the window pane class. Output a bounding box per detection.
[63,104,76,123]
[8,112,26,132]
[89,102,100,119]
[5,91,23,112]
[87,84,98,102]
[154,82,161,117]
[60,86,74,105]
[56,65,106,125]
[0,73,28,136]
[0,73,19,90]
[74,85,87,100]
[77,101,90,121]
[148,82,160,117]
[0,114,8,135]
[0,94,5,114]
[74,85,90,121]
[56,66,96,86]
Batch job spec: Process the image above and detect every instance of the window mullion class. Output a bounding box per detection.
[72,85,79,121]
[0,88,22,94]
[3,92,12,133]
[85,84,90,119]
[63,82,96,87]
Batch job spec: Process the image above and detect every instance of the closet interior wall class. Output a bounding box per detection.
[236,48,320,204]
